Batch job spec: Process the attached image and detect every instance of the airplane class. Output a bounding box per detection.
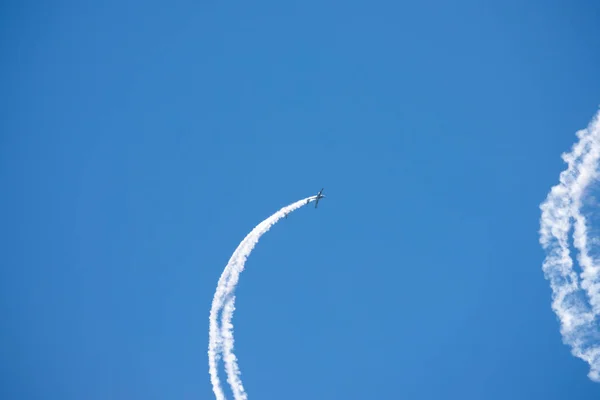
[309,188,326,208]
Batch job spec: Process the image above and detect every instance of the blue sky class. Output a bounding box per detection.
[1,0,600,399]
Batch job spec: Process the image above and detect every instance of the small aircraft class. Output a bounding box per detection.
[309,188,326,208]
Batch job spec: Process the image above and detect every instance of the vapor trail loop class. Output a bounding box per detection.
[209,196,316,399]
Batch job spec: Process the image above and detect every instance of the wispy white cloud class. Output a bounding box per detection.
[208,196,316,399]
[539,109,600,382]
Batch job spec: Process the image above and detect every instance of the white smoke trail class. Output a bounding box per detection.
[209,196,316,399]
[539,109,600,382]
[221,297,244,399]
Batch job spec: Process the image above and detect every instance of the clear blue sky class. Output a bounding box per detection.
[2,1,600,399]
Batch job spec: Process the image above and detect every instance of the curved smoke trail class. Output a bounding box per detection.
[209,196,316,399]
[539,109,600,382]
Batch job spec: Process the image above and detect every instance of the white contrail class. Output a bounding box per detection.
[221,297,244,399]
[209,196,316,399]
[539,109,600,382]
